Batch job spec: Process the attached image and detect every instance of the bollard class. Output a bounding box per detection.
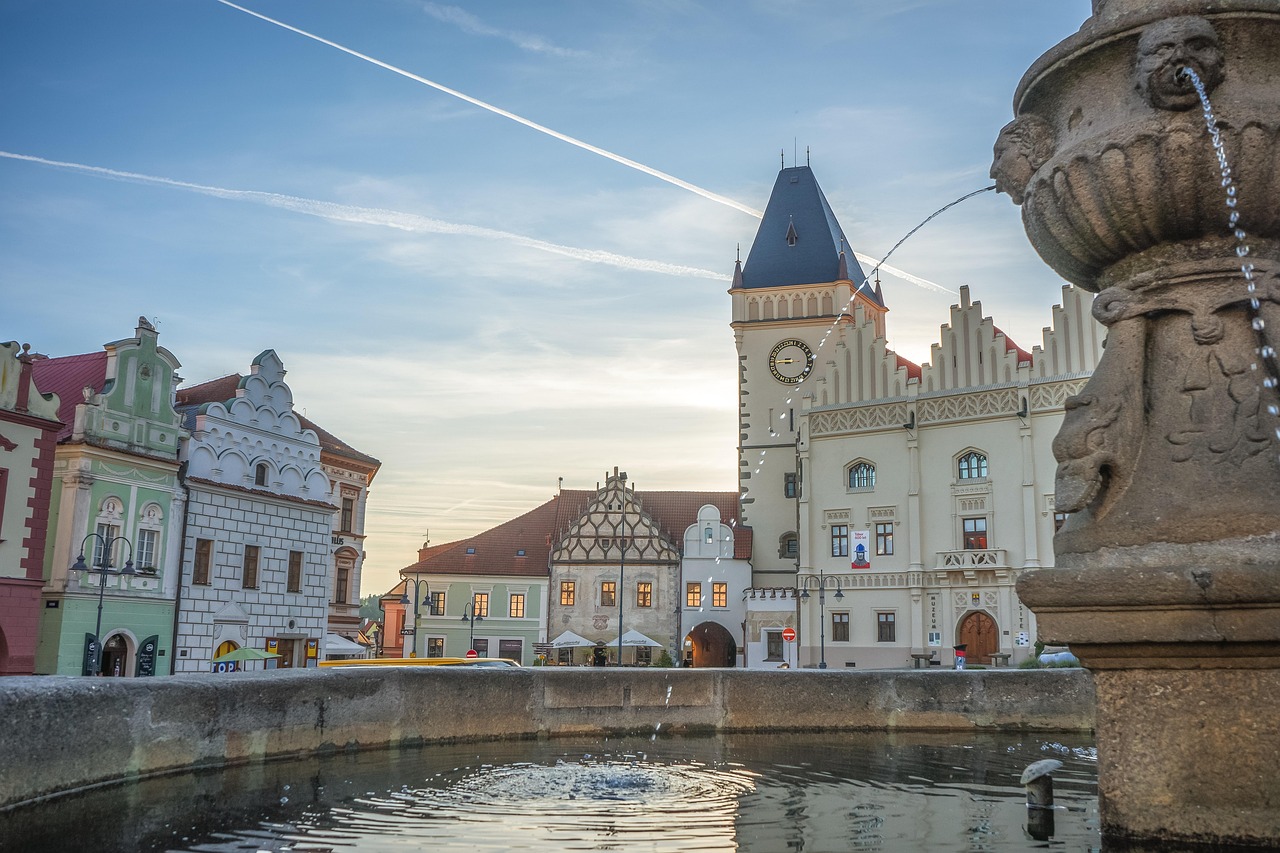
[1021,758,1063,841]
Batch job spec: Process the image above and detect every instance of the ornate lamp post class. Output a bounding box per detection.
[460,597,484,654]
[398,575,428,658]
[798,571,843,669]
[70,532,136,676]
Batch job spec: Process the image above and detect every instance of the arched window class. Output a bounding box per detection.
[779,533,799,560]
[704,526,714,544]
[848,461,876,490]
[957,451,988,480]
[254,462,269,486]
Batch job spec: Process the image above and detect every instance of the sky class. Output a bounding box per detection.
[2,0,1094,596]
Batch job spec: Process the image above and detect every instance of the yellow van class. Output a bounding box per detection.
[319,656,520,668]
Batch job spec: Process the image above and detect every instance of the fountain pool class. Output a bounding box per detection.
[2,732,1099,852]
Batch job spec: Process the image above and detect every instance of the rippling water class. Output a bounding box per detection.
[3,732,1099,852]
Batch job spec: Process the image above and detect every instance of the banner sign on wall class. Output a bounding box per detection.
[851,529,871,569]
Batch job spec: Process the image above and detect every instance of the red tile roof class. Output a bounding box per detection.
[895,353,922,381]
[993,326,1034,365]
[400,489,751,578]
[30,351,107,440]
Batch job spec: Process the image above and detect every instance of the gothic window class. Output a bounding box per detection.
[848,461,876,490]
[254,463,268,487]
[957,451,988,480]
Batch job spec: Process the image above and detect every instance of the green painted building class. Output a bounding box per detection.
[34,318,186,676]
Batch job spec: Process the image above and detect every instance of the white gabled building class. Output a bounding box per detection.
[172,351,336,672]
[732,166,1104,669]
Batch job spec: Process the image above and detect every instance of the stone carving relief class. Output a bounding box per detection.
[990,114,1056,205]
[1135,16,1225,111]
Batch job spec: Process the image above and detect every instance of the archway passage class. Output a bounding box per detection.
[956,611,998,665]
[101,634,129,677]
[684,622,736,668]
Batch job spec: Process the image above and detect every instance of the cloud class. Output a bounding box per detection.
[421,3,590,59]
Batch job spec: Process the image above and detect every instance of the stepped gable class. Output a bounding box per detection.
[740,166,876,304]
[31,351,108,441]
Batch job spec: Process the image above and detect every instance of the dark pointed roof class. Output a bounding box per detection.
[738,166,880,306]
[399,489,752,578]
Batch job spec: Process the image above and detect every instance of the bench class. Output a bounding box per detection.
[990,653,1012,667]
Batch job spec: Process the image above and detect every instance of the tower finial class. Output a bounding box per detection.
[807,146,811,167]
[780,148,785,170]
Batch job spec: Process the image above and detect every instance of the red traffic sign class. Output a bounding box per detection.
[781,627,796,642]
[465,649,478,658]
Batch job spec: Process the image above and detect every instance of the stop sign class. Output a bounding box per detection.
[782,627,796,642]
[465,649,478,658]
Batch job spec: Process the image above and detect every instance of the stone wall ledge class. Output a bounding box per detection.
[0,668,1094,811]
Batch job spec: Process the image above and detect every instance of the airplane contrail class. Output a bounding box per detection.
[214,0,951,295]
[0,151,726,281]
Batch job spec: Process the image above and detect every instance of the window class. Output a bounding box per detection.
[712,582,727,608]
[509,593,525,618]
[427,637,444,658]
[686,583,702,608]
[135,528,158,570]
[782,534,798,558]
[254,463,268,487]
[287,551,302,593]
[498,639,523,662]
[958,451,988,480]
[600,582,616,607]
[1053,512,1069,532]
[831,524,849,557]
[472,638,489,657]
[877,612,896,642]
[636,646,653,666]
[242,545,259,588]
[832,612,850,642]
[335,564,349,604]
[848,462,876,490]
[193,538,212,585]
[704,525,714,544]
[875,523,894,556]
[560,581,575,606]
[429,591,446,615]
[94,523,121,568]
[636,582,652,608]
[963,517,988,550]
[472,592,489,617]
[0,469,7,535]
[765,631,784,661]
[340,497,355,533]
[784,472,797,498]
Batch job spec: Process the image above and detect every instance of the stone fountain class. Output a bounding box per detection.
[994,0,1279,846]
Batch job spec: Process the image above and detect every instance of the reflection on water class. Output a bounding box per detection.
[2,732,1099,852]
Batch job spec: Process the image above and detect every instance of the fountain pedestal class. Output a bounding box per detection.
[995,0,1280,846]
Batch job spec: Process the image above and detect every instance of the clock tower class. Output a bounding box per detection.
[730,165,887,585]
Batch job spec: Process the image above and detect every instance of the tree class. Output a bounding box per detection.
[359,594,383,621]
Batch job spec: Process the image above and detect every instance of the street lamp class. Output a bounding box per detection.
[399,575,428,658]
[70,532,136,676]
[799,570,844,669]
[460,597,484,653]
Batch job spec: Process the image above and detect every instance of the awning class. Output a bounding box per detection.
[619,629,663,647]
[324,633,369,655]
[550,630,597,648]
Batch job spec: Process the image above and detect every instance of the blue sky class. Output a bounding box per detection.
[2,0,1092,594]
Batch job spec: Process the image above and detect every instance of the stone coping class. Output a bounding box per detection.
[0,667,1094,811]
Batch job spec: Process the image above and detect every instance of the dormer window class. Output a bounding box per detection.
[465,546,476,555]
[254,463,268,487]
[786,221,799,247]
[704,526,714,544]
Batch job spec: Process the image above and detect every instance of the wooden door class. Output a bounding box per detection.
[957,611,998,665]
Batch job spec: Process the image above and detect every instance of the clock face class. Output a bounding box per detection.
[769,339,814,384]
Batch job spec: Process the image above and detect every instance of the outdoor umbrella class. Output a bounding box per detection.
[212,647,282,669]
[619,629,663,647]
[550,630,596,648]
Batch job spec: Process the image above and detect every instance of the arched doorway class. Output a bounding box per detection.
[101,634,130,677]
[956,611,998,665]
[684,622,736,668]
[213,640,240,673]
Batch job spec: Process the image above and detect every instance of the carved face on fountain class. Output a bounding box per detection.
[990,115,1056,205]
[1135,16,1225,111]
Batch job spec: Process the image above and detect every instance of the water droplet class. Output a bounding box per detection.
[1226,198,1238,208]
[1226,186,1237,197]
[1236,245,1251,257]
[1252,318,1266,331]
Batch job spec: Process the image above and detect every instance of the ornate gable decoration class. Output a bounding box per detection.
[551,470,680,565]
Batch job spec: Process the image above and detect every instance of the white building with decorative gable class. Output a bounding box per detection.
[172,350,336,672]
